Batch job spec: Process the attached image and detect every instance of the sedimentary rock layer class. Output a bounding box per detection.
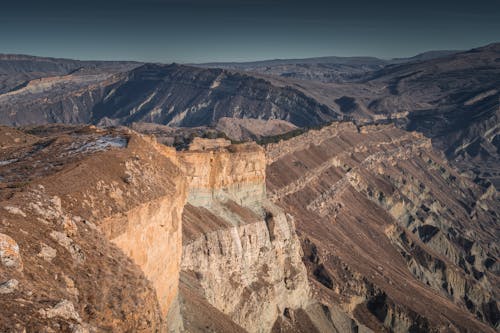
[2,123,498,332]
[266,122,499,332]
[178,138,267,211]
[176,139,312,333]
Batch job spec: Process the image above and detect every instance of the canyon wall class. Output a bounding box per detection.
[266,122,498,332]
[175,139,312,332]
[0,126,316,332]
[178,137,267,211]
[0,126,186,331]
[56,133,189,320]
[104,185,186,317]
[2,123,498,332]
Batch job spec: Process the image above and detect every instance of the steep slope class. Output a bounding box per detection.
[91,63,339,127]
[0,71,126,126]
[1,121,498,332]
[0,54,140,126]
[1,126,364,333]
[0,54,139,94]
[0,62,340,128]
[0,125,186,331]
[255,43,500,188]
[172,138,312,332]
[366,43,500,188]
[0,45,497,185]
[266,122,499,332]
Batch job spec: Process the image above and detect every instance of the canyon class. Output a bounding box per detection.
[0,44,498,190]
[0,122,498,332]
[0,43,498,333]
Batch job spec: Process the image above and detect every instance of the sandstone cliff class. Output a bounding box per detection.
[178,137,266,210]
[0,125,186,331]
[1,122,498,333]
[174,139,312,333]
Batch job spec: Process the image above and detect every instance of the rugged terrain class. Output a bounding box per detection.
[251,44,500,188]
[0,59,340,128]
[0,43,499,332]
[174,138,311,332]
[91,64,339,127]
[1,123,498,332]
[0,54,139,95]
[0,45,497,189]
[0,125,181,331]
[198,51,459,83]
[0,126,316,332]
[266,122,499,332]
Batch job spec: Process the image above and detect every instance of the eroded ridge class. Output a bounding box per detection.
[266,122,499,332]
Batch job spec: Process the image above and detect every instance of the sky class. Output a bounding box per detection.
[1,0,499,63]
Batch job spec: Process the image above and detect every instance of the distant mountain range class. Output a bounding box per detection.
[197,50,461,83]
[0,43,498,187]
[0,53,140,94]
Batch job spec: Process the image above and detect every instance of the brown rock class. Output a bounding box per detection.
[37,243,57,262]
[39,300,81,322]
[0,279,19,294]
[0,233,23,271]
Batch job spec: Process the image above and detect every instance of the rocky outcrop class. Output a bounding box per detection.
[54,132,188,319]
[0,125,321,332]
[104,188,186,317]
[0,233,23,271]
[266,122,498,332]
[181,203,310,333]
[178,139,267,211]
[0,125,186,331]
[176,139,312,332]
[1,121,498,332]
[174,271,248,333]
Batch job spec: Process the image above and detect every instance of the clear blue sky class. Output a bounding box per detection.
[1,0,499,62]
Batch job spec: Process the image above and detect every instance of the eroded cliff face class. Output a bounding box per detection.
[0,125,187,331]
[266,122,499,332]
[181,203,310,332]
[0,126,318,332]
[175,138,311,333]
[178,137,266,211]
[103,183,186,317]
[2,122,498,333]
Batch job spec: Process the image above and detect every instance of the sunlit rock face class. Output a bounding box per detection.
[176,139,311,333]
[1,122,498,333]
[105,187,187,318]
[0,125,181,331]
[178,138,267,212]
